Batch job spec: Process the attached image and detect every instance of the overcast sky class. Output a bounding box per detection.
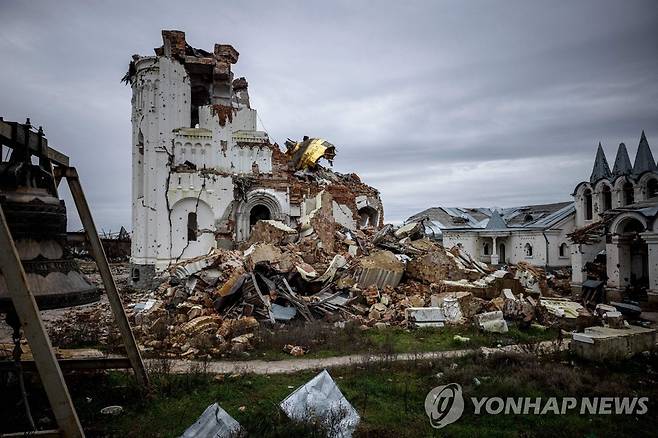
[1,0,656,230]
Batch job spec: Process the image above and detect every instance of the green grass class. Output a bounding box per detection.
[248,323,559,361]
[5,350,653,437]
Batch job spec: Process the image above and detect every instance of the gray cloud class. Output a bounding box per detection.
[1,0,656,229]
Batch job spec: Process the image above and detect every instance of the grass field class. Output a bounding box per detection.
[247,322,560,360]
[3,348,655,437]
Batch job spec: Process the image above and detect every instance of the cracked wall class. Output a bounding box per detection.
[129,30,384,285]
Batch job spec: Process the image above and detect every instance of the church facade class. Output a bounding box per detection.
[571,131,658,305]
[127,31,383,286]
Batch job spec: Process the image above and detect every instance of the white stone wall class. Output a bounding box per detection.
[131,54,274,272]
[443,213,574,268]
[131,56,191,268]
[443,232,479,257]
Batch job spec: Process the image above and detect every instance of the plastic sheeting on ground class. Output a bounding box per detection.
[280,369,360,438]
[180,402,241,438]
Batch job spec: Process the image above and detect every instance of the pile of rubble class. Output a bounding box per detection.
[39,207,653,361]
[117,215,595,359]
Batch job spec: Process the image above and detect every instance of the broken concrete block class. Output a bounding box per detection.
[441,296,463,322]
[570,326,656,361]
[247,220,297,245]
[540,298,586,319]
[603,311,624,329]
[406,248,463,284]
[480,319,509,333]
[393,222,422,239]
[406,307,446,327]
[243,243,283,271]
[356,250,404,289]
[474,311,508,333]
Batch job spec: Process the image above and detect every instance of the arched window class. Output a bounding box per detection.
[623,182,634,205]
[187,212,198,242]
[483,243,490,255]
[584,189,593,220]
[648,179,658,199]
[525,243,533,257]
[559,242,567,257]
[602,185,612,211]
[524,214,533,223]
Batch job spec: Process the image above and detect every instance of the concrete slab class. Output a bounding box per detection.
[570,325,656,361]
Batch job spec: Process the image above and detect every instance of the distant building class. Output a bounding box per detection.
[571,131,658,306]
[127,31,383,286]
[411,130,658,306]
[408,203,575,268]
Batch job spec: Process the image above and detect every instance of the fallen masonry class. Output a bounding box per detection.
[127,30,384,288]
[22,212,657,362]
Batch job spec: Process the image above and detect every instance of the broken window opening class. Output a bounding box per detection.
[190,82,211,128]
[559,242,567,257]
[584,189,593,220]
[191,106,200,128]
[358,206,378,228]
[525,243,533,257]
[602,185,612,211]
[483,243,490,256]
[187,211,198,242]
[647,179,658,199]
[623,182,634,206]
[249,204,271,227]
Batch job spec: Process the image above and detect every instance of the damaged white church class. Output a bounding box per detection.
[127,31,383,286]
[409,131,658,306]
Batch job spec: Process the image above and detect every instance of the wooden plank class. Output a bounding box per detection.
[62,167,149,388]
[1,429,61,437]
[0,357,133,372]
[0,207,84,438]
[0,120,69,167]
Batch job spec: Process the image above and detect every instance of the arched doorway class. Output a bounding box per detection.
[249,204,271,227]
[235,190,285,241]
[609,215,649,292]
[499,243,506,264]
[623,219,648,289]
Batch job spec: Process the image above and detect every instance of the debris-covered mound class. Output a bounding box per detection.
[38,212,641,361]
[112,217,591,359]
